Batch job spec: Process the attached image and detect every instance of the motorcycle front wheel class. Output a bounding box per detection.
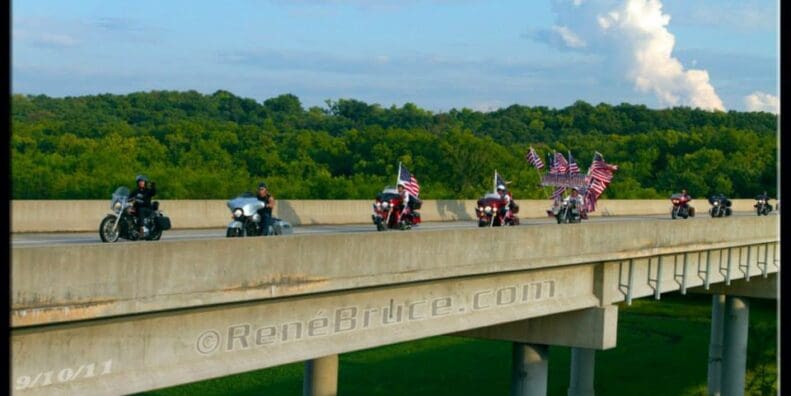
[99,215,121,243]
[671,208,677,219]
[226,228,242,237]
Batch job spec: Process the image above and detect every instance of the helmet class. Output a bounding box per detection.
[397,182,405,188]
[258,182,268,189]
[496,184,506,191]
[136,175,148,183]
[571,187,579,192]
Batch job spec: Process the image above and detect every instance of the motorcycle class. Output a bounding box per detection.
[670,193,695,219]
[99,186,171,242]
[754,196,773,216]
[708,195,732,217]
[475,192,519,227]
[554,197,582,224]
[226,193,293,237]
[371,186,421,231]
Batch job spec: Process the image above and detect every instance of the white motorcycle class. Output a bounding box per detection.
[226,193,293,237]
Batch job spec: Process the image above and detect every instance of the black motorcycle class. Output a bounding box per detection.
[755,195,773,216]
[99,186,171,242]
[708,195,732,218]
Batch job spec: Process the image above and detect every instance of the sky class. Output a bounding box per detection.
[12,0,779,113]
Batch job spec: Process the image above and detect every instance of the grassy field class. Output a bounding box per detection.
[136,293,777,396]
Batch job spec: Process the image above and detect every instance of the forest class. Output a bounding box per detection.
[11,90,778,200]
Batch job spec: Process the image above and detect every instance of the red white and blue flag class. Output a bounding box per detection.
[553,152,569,174]
[583,152,618,212]
[398,163,421,197]
[568,151,580,174]
[525,147,544,169]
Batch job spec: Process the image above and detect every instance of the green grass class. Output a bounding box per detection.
[136,293,777,396]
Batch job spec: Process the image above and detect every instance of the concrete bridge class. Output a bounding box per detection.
[11,214,778,395]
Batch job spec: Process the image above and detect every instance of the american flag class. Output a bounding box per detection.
[525,147,544,169]
[568,151,580,174]
[588,152,618,184]
[553,152,569,174]
[551,186,565,200]
[398,163,421,197]
[583,152,618,212]
[547,153,557,175]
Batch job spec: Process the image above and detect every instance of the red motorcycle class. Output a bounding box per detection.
[371,186,422,231]
[475,193,519,227]
[670,193,695,219]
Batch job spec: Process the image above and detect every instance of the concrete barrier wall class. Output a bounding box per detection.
[11,199,762,232]
[12,215,778,327]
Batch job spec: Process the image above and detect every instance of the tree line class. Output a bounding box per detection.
[11,90,778,200]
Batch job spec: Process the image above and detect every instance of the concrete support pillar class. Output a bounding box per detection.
[303,354,339,396]
[721,296,750,396]
[707,294,725,396]
[567,347,596,396]
[511,343,549,396]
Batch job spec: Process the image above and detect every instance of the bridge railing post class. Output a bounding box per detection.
[303,354,339,396]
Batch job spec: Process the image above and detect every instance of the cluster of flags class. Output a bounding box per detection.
[525,146,618,213]
[394,148,616,214]
[583,152,618,212]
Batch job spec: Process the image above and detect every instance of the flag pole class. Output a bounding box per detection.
[397,161,401,186]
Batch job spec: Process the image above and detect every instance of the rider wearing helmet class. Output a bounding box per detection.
[128,175,156,237]
[496,184,514,216]
[256,182,275,236]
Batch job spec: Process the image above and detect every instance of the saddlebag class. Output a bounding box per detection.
[156,216,172,230]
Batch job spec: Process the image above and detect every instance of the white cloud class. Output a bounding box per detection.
[552,25,586,48]
[537,0,725,111]
[744,91,778,113]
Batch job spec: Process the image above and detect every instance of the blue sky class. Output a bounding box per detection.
[12,0,778,113]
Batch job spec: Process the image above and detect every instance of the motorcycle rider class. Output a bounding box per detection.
[396,183,414,222]
[565,187,583,207]
[756,190,770,202]
[496,184,516,218]
[128,175,156,237]
[678,188,694,216]
[256,182,275,236]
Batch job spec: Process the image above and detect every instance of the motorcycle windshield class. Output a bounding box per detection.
[111,186,130,211]
[227,194,265,215]
[113,186,130,200]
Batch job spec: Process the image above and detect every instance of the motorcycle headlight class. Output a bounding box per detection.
[233,208,243,218]
[477,206,483,212]
[375,202,381,208]
[381,201,389,209]
[252,213,261,222]
[714,201,719,206]
[672,199,679,204]
[484,206,492,214]
[113,201,122,211]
